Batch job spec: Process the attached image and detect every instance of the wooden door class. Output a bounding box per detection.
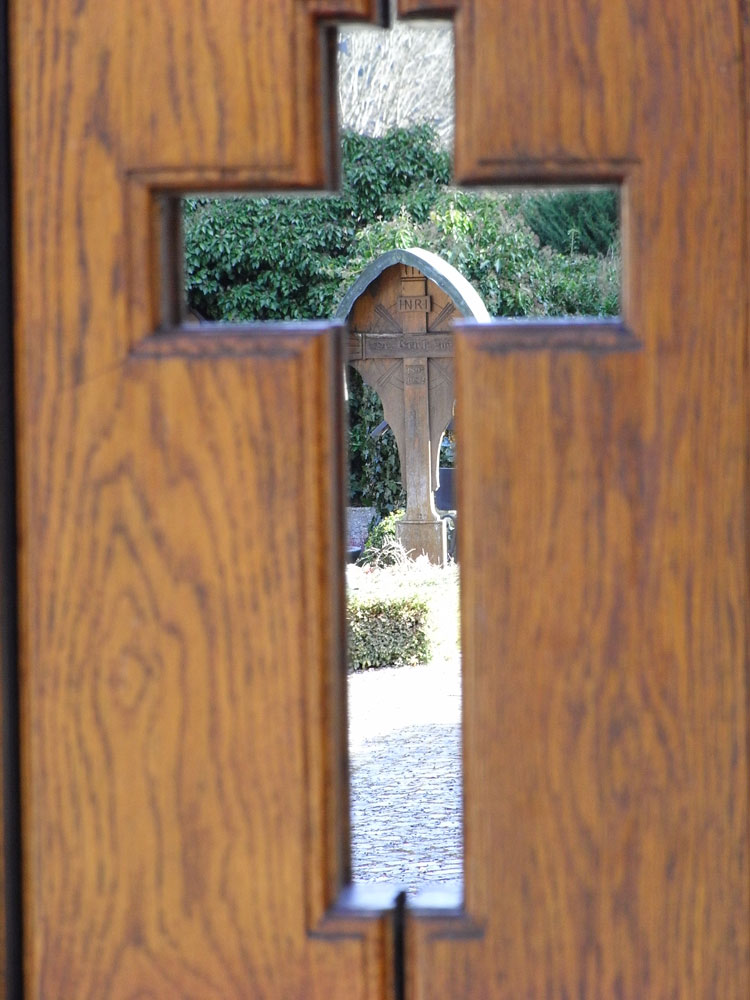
[11,3,398,998]
[403,1,750,997]
[9,1,750,999]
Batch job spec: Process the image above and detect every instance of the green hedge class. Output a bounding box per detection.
[347,595,430,671]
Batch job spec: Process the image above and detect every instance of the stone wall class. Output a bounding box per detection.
[347,506,376,550]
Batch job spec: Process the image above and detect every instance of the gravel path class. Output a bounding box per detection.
[348,656,462,893]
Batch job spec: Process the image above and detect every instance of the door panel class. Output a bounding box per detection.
[124,0,385,179]
[401,0,750,995]
[17,324,394,998]
[13,1,393,994]
[11,0,750,998]
[411,324,749,996]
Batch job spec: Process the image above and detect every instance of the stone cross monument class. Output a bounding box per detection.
[337,248,490,565]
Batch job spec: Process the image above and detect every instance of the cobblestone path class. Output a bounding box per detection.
[348,657,462,893]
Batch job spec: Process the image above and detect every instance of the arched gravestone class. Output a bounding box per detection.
[337,248,490,565]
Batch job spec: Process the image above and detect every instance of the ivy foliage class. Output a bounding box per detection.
[184,126,620,514]
[184,125,451,322]
[347,369,406,515]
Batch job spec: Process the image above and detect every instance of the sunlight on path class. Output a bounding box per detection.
[347,561,462,892]
[348,657,460,751]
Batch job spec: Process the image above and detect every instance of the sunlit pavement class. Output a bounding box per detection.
[348,657,462,893]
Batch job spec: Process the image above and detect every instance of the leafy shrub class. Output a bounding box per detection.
[184,125,450,323]
[358,509,406,566]
[185,128,620,328]
[521,189,619,256]
[342,126,451,225]
[349,187,619,318]
[347,595,430,670]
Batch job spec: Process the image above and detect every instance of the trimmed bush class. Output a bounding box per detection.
[347,595,430,671]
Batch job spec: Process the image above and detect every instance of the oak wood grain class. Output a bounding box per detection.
[0,1,12,981]
[409,326,749,997]
[13,0,396,984]
[11,0,750,997]
[125,0,383,180]
[17,325,393,999]
[406,1,750,993]
[13,0,385,391]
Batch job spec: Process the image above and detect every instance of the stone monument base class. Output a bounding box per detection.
[397,518,448,567]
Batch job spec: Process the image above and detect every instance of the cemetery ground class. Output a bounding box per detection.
[347,557,463,892]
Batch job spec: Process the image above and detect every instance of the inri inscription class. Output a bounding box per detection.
[398,294,431,313]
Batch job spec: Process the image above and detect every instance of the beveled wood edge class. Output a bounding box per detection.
[123,165,346,195]
[293,325,404,944]
[398,0,458,18]
[406,884,484,938]
[298,325,354,931]
[407,913,485,940]
[453,157,639,187]
[0,0,22,987]
[309,0,391,26]
[311,885,405,932]
[123,173,346,361]
[311,884,481,937]
[408,882,463,914]
[129,322,387,942]
[129,322,348,360]
[454,318,641,354]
